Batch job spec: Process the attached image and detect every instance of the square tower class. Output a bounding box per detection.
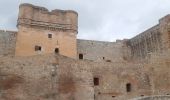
[15,3,78,58]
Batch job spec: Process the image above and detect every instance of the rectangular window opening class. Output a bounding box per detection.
[35,46,41,51]
[48,34,52,38]
[94,77,99,86]
[126,83,131,92]
[55,48,59,54]
[79,54,83,59]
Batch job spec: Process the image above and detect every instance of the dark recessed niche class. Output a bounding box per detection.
[106,60,111,62]
[126,83,131,92]
[79,54,83,60]
[55,48,59,54]
[48,34,52,38]
[93,77,99,86]
[35,46,42,51]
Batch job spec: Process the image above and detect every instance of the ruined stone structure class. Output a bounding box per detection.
[15,4,78,58]
[0,3,170,100]
[129,15,170,60]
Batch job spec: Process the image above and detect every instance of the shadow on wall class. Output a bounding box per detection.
[0,73,24,99]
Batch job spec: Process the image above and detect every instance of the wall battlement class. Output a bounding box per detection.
[18,3,78,33]
[15,3,78,58]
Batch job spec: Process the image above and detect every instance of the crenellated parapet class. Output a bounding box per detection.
[15,3,78,58]
[17,3,78,33]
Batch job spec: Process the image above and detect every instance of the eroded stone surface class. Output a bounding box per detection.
[0,3,170,100]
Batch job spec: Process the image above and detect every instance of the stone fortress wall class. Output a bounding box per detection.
[0,54,152,100]
[76,15,170,62]
[1,3,170,62]
[0,3,170,100]
[15,3,78,58]
[128,15,170,60]
[128,25,162,60]
[0,4,170,62]
[0,30,16,57]
[77,39,131,62]
[17,3,78,32]
[0,52,169,100]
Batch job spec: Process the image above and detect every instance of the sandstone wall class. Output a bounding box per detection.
[90,62,151,100]
[129,15,170,61]
[15,3,78,58]
[77,39,131,62]
[0,53,169,100]
[0,54,152,100]
[15,26,77,58]
[159,15,170,51]
[58,55,153,100]
[0,30,16,57]
[0,55,59,100]
[58,55,94,100]
[18,3,78,33]
[0,54,94,100]
[144,50,170,96]
[0,3,170,100]
[129,25,162,60]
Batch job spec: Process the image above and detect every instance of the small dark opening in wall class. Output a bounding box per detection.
[141,95,144,97]
[55,48,59,54]
[48,34,52,38]
[94,77,99,86]
[79,54,83,59]
[106,60,111,62]
[35,46,41,51]
[126,83,131,92]
[103,57,105,60]
[112,96,116,98]
[167,94,170,95]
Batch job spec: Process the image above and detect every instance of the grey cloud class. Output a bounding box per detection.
[0,0,170,41]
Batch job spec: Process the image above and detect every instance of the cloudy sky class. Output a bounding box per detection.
[0,0,170,41]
